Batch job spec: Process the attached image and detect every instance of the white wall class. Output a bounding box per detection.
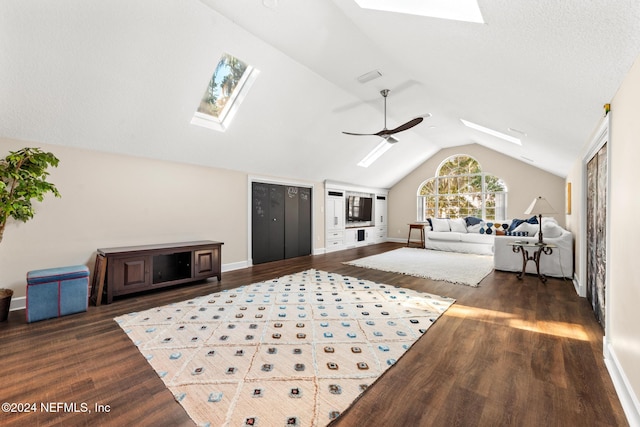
[565,159,582,279]
[565,55,640,425]
[607,55,640,423]
[387,143,566,240]
[0,138,324,300]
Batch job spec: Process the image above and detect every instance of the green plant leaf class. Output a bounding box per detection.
[0,147,61,243]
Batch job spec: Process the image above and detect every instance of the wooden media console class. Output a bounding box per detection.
[90,240,223,305]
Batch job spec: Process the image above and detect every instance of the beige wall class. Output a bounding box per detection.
[387,143,566,240]
[0,138,324,299]
[608,55,640,418]
[565,159,582,278]
[564,55,640,423]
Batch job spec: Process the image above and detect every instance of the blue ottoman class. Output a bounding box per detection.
[26,265,89,323]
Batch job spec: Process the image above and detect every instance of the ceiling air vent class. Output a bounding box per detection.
[357,70,382,84]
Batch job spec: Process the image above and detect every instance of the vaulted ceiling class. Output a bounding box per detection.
[2,1,640,188]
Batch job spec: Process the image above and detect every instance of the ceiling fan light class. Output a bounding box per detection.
[358,139,394,167]
[384,135,399,144]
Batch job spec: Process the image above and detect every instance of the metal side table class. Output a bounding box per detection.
[507,241,557,282]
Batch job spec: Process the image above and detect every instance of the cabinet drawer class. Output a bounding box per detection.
[327,230,344,239]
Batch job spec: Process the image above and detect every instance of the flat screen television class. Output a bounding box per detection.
[346,196,373,222]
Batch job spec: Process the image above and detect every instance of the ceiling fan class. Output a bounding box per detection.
[342,89,424,142]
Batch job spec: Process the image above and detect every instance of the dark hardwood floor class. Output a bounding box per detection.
[0,243,627,426]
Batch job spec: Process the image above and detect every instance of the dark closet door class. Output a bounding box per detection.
[252,183,285,264]
[298,187,312,257]
[284,186,300,259]
[252,182,312,264]
[251,182,271,264]
[268,185,285,262]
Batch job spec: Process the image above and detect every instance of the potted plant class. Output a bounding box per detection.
[0,147,60,321]
[0,288,14,322]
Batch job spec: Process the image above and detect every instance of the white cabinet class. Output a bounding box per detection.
[344,228,356,246]
[374,195,388,243]
[324,184,388,252]
[375,195,387,226]
[373,225,387,243]
[326,192,345,252]
[326,194,344,230]
[344,228,374,247]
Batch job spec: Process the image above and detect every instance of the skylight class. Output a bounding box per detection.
[354,0,484,24]
[191,53,259,132]
[461,119,522,145]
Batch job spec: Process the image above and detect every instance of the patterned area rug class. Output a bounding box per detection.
[344,247,494,287]
[114,269,455,426]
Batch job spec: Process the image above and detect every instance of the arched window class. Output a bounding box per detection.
[417,155,507,221]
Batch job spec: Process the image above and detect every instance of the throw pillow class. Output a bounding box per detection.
[431,217,450,232]
[449,218,468,233]
[508,218,525,232]
[509,216,538,232]
[467,223,483,233]
[464,216,483,227]
[505,231,529,236]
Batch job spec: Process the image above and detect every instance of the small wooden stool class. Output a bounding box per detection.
[407,223,425,248]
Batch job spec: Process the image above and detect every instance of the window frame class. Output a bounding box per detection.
[417,155,507,221]
[190,54,259,133]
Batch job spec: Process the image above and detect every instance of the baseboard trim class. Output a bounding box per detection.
[10,260,250,312]
[9,296,26,312]
[573,273,586,297]
[604,338,640,427]
[387,237,406,244]
[221,260,248,273]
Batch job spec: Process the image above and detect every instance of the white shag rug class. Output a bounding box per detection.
[345,248,494,287]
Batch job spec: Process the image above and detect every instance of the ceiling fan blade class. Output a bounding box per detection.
[342,89,424,138]
[342,130,383,136]
[377,117,424,136]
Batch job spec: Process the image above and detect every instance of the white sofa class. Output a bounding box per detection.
[423,217,501,255]
[422,217,574,279]
[424,229,494,255]
[493,219,573,278]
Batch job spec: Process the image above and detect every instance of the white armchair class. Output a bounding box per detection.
[494,222,573,278]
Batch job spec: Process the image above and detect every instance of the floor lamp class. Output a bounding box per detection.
[524,196,557,244]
